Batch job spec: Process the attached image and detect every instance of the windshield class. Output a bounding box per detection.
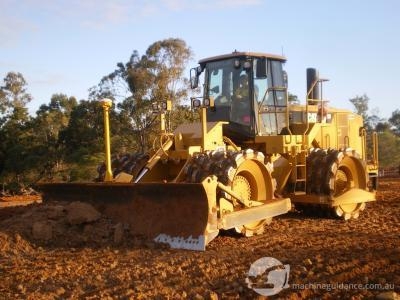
[206,58,251,125]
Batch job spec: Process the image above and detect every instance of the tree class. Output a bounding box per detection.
[376,128,400,167]
[0,72,33,191]
[349,94,369,126]
[144,38,193,106]
[348,94,385,133]
[349,94,369,119]
[389,109,400,136]
[375,121,391,133]
[0,72,32,115]
[35,94,77,141]
[57,100,108,181]
[90,38,193,152]
[288,93,300,105]
[0,88,6,116]
[60,100,104,158]
[29,94,78,180]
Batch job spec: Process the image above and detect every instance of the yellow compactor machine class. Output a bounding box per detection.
[39,52,378,250]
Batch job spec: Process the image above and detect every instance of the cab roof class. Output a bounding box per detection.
[198,51,287,64]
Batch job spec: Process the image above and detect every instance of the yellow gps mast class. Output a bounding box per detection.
[100,98,113,182]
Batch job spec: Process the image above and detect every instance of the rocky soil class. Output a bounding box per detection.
[0,178,399,299]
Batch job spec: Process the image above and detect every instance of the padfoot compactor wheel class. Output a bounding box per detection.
[231,175,271,236]
[327,151,368,219]
[334,202,366,220]
[305,148,369,220]
[185,149,275,236]
[96,153,149,182]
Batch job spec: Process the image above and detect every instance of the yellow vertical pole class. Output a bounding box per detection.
[373,131,379,166]
[360,128,367,161]
[201,106,207,151]
[160,112,166,133]
[100,98,113,182]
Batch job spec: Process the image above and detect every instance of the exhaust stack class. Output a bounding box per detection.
[307,68,320,101]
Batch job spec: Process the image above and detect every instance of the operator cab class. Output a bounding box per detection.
[191,51,288,140]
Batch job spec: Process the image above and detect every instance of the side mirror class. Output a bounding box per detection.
[191,97,201,109]
[243,60,252,71]
[210,86,220,94]
[256,58,267,78]
[190,67,199,89]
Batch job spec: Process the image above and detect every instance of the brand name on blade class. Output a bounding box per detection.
[154,234,205,250]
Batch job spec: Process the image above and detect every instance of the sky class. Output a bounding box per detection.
[1,0,399,119]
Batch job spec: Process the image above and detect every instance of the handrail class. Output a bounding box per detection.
[325,134,330,148]
[304,78,329,148]
[372,131,379,166]
[344,136,350,149]
[360,128,367,161]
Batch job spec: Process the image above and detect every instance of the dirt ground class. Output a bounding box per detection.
[0,178,399,299]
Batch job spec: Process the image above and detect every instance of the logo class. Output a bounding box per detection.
[246,257,290,296]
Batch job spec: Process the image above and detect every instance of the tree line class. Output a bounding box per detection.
[349,94,400,168]
[1,38,399,194]
[0,38,197,194]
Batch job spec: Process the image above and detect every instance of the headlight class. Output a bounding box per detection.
[191,98,201,108]
[152,102,159,114]
[203,98,214,107]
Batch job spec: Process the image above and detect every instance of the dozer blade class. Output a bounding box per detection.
[38,181,219,251]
